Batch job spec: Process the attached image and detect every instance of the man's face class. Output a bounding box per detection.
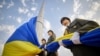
[48,32,53,36]
[62,19,70,26]
[42,40,46,44]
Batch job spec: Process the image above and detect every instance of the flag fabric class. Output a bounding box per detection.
[46,33,73,52]
[46,42,60,52]
[80,27,100,47]
[46,27,100,52]
[2,16,42,56]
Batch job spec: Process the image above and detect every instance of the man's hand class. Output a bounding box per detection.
[70,32,82,44]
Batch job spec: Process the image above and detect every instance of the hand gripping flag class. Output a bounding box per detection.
[2,16,42,56]
[46,27,100,52]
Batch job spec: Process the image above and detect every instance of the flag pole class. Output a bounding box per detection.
[36,0,45,44]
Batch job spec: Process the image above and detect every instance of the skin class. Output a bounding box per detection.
[48,32,53,37]
[62,19,70,26]
[42,40,46,45]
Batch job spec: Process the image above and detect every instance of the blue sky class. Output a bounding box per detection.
[0,0,100,56]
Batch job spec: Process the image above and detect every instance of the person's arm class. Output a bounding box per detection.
[77,22,99,34]
[40,45,44,49]
[46,38,51,45]
[51,36,55,41]
[47,36,55,44]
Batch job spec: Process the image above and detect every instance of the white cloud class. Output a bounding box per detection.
[16,17,22,23]
[7,0,14,9]
[21,0,26,7]
[92,2,100,10]
[73,0,81,14]
[77,15,85,19]
[62,0,66,3]
[44,19,51,31]
[18,7,29,14]
[27,13,33,18]
[31,7,37,12]
[70,15,76,21]
[71,0,81,20]
[2,0,6,5]
[86,0,92,2]
[85,2,100,19]
[78,2,100,19]
[86,0,89,2]
[8,16,12,18]
[0,25,14,55]
[0,5,3,8]
[0,0,6,8]
[0,25,15,35]
[32,0,37,5]
[71,0,100,21]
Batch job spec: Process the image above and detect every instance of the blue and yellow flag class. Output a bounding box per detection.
[80,27,100,47]
[2,16,41,56]
[46,27,100,52]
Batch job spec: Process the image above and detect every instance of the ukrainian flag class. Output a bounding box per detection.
[80,27,100,47]
[2,16,42,56]
[46,27,100,52]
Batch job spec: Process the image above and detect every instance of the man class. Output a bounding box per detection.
[39,38,47,56]
[60,17,100,56]
[46,30,58,56]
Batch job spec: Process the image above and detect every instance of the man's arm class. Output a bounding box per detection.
[77,22,99,34]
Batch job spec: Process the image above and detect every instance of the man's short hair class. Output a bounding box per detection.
[61,17,71,24]
[42,38,46,42]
